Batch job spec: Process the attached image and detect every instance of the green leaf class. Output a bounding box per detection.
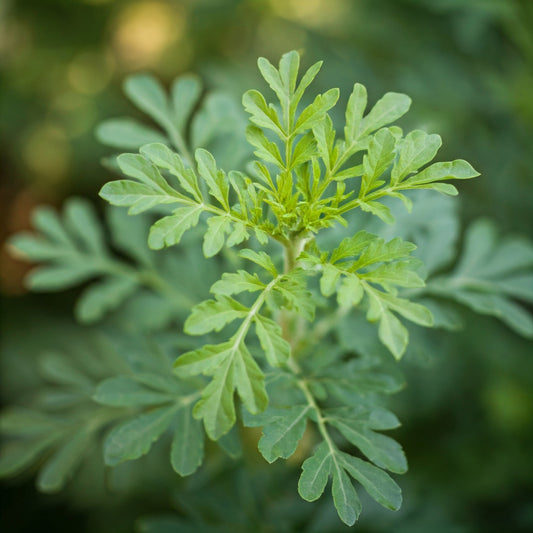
[331,231,376,263]
[239,249,278,277]
[216,424,243,459]
[37,428,93,493]
[147,206,202,249]
[246,125,284,167]
[8,234,61,262]
[99,180,180,214]
[233,342,268,415]
[361,128,396,193]
[340,453,402,511]
[257,405,311,463]
[294,88,339,134]
[337,274,364,308]
[171,75,202,132]
[391,130,442,184]
[275,269,315,321]
[331,465,362,526]
[344,83,367,143]
[404,159,479,187]
[195,148,229,209]
[170,404,204,476]
[226,221,250,247]
[378,311,409,360]
[117,153,173,193]
[298,442,332,502]
[124,74,170,128]
[279,50,300,95]
[320,263,342,297]
[330,418,407,473]
[211,270,265,296]
[359,200,395,225]
[312,116,335,169]
[38,351,93,389]
[104,404,178,466]
[32,206,72,246]
[203,215,232,257]
[192,356,236,440]
[27,264,101,291]
[356,236,416,269]
[361,261,425,289]
[0,409,60,437]
[257,56,285,104]
[254,315,291,367]
[293,60,323,109]
[140,143,201,200]
[175,336,268,439]
[358,92,411,139]
[63,198,106,254]
[376,292,434,327]
[76,276,139,323]
[242,90,284,136]
[0,434,64,477]
[94,376,174,407]
[96,119,168,149]
[184,296,249,335]
[175,342,234,378]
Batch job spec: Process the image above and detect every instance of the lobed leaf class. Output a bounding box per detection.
[254,314,291,367]
[124,74,170,129]
[147,206,203,249]
[298,442,332,502]
[171,75,202,133]
[184,296,249,335]
[257,405,311,463]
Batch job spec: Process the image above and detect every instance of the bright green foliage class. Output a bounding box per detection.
[8,50,533,528]
[300,232,432,358]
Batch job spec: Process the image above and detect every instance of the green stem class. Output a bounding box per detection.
[288,357,339,459]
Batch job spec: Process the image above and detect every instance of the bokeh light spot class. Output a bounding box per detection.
[112,1,186,69]
[67,50,115,95]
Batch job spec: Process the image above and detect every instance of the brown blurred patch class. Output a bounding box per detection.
[0,184,57,295]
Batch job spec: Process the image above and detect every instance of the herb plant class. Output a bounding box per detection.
[3,51,533,529]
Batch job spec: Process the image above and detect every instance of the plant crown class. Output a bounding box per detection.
[4,51,533,527]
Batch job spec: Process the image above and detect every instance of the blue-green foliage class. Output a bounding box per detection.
[2,51,532,527]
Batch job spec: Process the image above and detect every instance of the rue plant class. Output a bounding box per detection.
[3,51,532,529]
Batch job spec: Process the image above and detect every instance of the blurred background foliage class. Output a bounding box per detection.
[0,0,532,532]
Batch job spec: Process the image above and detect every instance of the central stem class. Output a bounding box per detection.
[280,233,310,353]
[283,234,308,274]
